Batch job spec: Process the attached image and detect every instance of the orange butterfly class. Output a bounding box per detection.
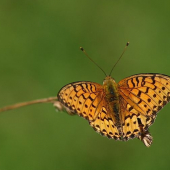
[1,42,170,147]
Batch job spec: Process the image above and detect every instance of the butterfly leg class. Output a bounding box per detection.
[137,118,153,147]
[53,101,76,115]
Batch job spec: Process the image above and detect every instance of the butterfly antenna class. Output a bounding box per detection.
[0,97,58,113]
[109,42,130,76]
[80,47,107,77]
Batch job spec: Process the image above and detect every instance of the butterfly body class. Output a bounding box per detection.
[103,76,121,132]
[56,73,170,147]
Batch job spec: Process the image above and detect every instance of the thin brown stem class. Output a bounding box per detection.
[0,96,58,113]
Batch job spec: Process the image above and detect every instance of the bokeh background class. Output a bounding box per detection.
[0,0,170,170]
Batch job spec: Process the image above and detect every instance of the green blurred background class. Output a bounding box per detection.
[0,0,170,170]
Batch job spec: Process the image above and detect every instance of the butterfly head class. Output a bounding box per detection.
[103,76,119,102]
[103,76,116,85]
[103,76,117,91]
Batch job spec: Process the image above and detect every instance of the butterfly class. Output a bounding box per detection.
[55,73,170,147]
[0,42,170,147]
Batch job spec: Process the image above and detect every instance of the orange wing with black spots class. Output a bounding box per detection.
[57,81,103,120]
[89,98,121,140]
[118,74,170,144]
[57,81,121,139]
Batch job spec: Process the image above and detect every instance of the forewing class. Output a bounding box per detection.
[57,81,103,121]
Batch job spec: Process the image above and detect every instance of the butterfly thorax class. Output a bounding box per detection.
[103,76,120,126]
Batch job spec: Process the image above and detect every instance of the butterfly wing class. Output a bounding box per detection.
[57,81,121,140]
[57,81,103,120]
[118,73,170,143]
[89,98,121,140]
